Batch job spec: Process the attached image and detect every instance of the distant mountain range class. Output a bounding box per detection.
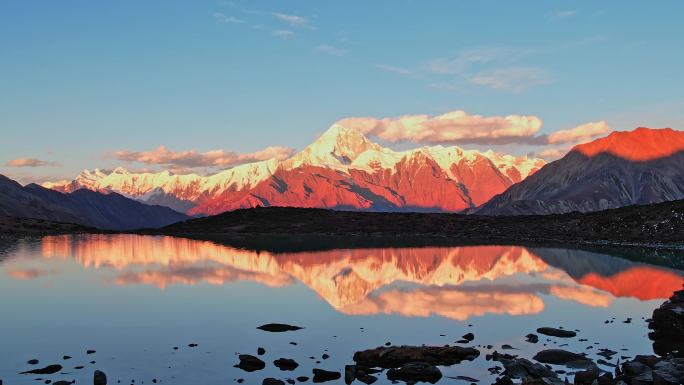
[0,175,188,230]
[45,125,544,214]
[33,125,684,219]
[476,127,684,215]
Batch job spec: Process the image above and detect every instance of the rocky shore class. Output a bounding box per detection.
[9,287,684,385]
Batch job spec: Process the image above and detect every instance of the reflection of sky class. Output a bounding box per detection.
[0,235,681,385]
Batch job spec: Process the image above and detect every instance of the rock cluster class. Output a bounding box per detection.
[348,345,479,384]
[649,285,684,357]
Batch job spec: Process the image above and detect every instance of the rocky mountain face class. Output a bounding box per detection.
[475,127,684,215]
[46,125,544,215]
[0,174,188,230]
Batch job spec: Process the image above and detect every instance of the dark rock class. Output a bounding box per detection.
[344,365,356,384]
[501,344,515,350]
[257,347,266,356]
[321,353,329,360]
[652,360,683,385]
[94,370,107,385]
[449,375,479,382]
[235,354,266,372]
[353,345,479,368]
[493,356,556,380]
[27,359,39,365]
[188,343,198,347]
[492,376,514,385]
[263,379,285,385]
[286,380,295,385]
[274,358,299,371]
[649,286,684,357]
[597,373,613,385]
[19,364,62,375]
[312,369,341,383]
[296,376,309,382]
[596,359,616,368]
[573,368,600,385]
[462,333,474,342]
[386,362,442,384]
[533,349,595,369]
[74,366,84,369]
[525,334,539,344]
[597,348,617,359]
[52,381,73,385]
[257,323,303,332]
[536,327,576,338]
[357,374,377,384]
[87,350,96,354]
[62,355,72,360]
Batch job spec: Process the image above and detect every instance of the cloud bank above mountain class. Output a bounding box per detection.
[335,109,609,151]
[100,109,611,175]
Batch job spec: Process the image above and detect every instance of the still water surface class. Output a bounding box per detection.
[0,235,682,384]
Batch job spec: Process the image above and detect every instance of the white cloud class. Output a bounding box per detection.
[337,110,543,145]
[316,44,348,56]
[113,146,295,169]
[5,157,61,167]
[546,121,610,144]
[536,146,572,161]
[336,109,611,147]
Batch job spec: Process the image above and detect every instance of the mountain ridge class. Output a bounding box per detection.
[45,124,545,215]
[475,127,684,215]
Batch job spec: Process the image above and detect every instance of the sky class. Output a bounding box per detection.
[2,0,684,183]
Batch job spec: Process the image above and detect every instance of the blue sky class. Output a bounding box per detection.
[2,0,684,182]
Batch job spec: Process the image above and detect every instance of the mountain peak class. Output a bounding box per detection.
[288,124,382,167]
[573,126,684,161]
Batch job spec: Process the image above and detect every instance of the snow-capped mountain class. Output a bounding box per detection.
[45,124,545,215]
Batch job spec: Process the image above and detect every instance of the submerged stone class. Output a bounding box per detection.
[536,327,576,338]
[235,354,266,372]
[257,323,303,332]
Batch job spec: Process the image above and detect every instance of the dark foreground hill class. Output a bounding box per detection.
[0,174,188,230]
[149,199,684,248]
[0,216,99,235]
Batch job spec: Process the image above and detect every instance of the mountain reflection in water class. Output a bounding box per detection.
[5,234,683,321]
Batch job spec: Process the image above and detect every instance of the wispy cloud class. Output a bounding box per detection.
[427,47,521,75]
[469,67,552,93]
[5,157,61,167]
[215,3,316,38]
[275,13,316,30]
[113,146,295,169]
[213,12,244,23]
[425,47,551,93]
[550,10,577,19]
[375,64,412,76]
[272,29,294,38]
[316,44,348,56]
